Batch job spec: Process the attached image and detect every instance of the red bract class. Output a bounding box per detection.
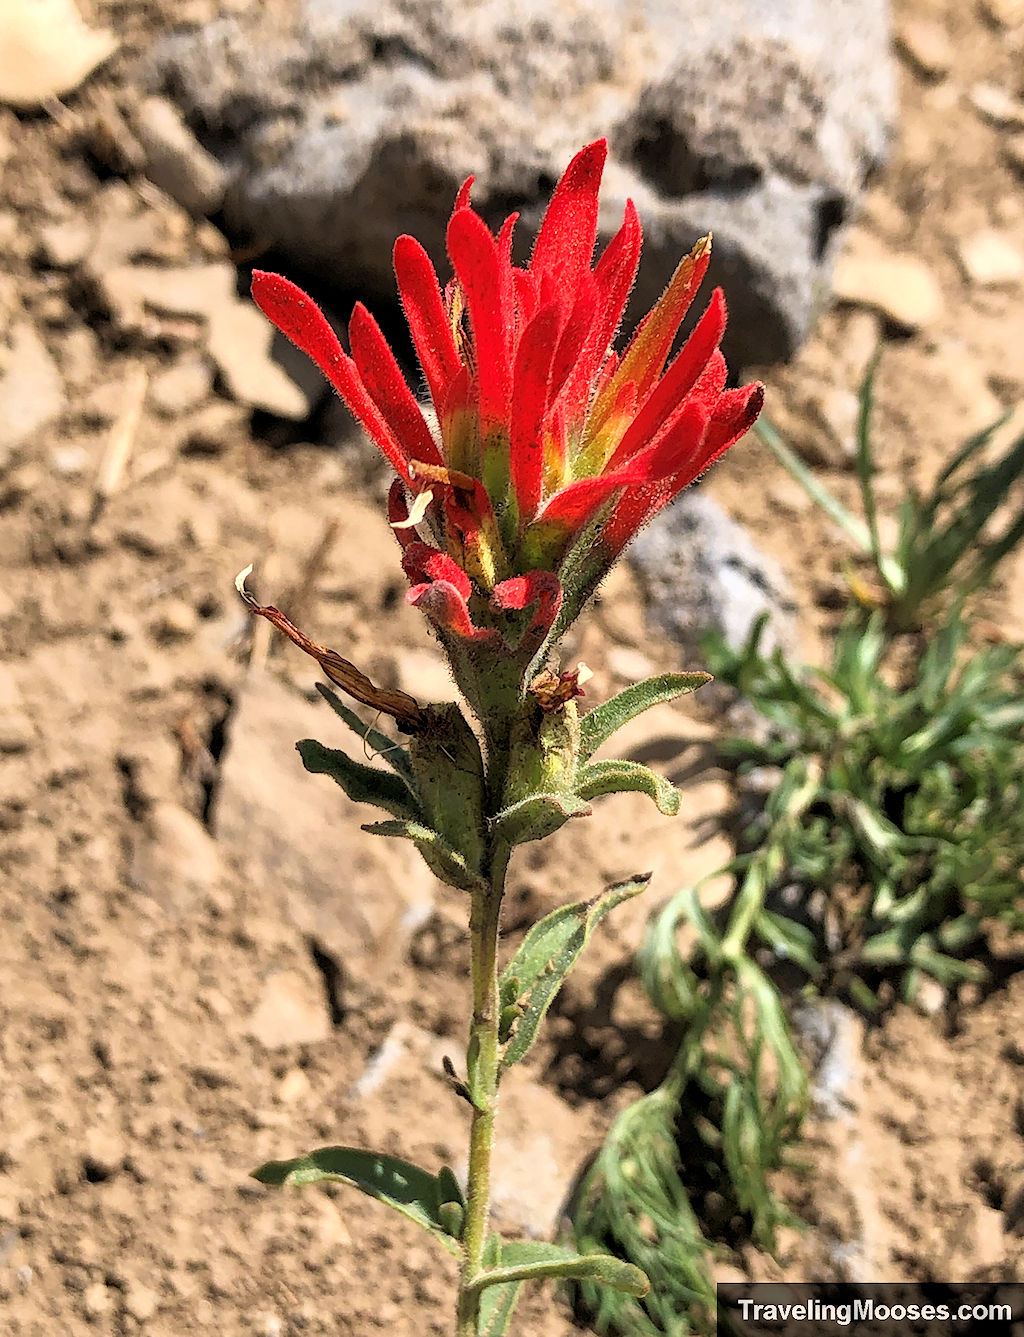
[252,139,762,657]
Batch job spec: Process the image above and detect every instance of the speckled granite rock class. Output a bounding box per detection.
[152,0,895,367]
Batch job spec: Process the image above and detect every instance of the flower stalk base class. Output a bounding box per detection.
[243,135,761,1337]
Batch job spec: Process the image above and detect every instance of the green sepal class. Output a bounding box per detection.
[469,1240,649,1298]
[576,758,681,816]
[497,974,522,1044]
[436,1163,466,1210]
[297,738,421,821]
[250,1147,463,1258]
[437,1201,465,1239]
[361,819,487,893]
[499,873,651,1068]
[489,792,592,850]
[579,673,711,762]
[503,699,581,804]
[498,1002,524,1045]
[408,704,487,878]
[315,683,417,788]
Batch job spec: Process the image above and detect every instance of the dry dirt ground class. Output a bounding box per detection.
[2,1,1024,1334]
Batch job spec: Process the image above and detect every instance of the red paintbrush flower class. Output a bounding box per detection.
[251,139,762,661]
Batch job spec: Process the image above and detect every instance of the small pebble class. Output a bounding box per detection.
[956,229,1024,286]
[912,976,947,1016]
[123,1282,160,1322]
[896,18,953,78]
[179,402,238,456]
[605,645,655,682]
[833,242,943,330]
[134,96,227,217]
[149,356,214,417]
[277,1068,313,1104]
[0,714,33,754]
[979,0,1024,26]
[147,599,198,643]
[969,82,1024,128]
[82,1281,111,1318]
[38,219,93,268]
[50,444,90,476]
[1006,133,1024,177]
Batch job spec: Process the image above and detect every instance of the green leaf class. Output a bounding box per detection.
[579,673,711,761]
[500,874,650,1068]
[576,758,681,816]
[315,683,417,788]
[755,417,873,552]
[638,883,709,1021]
[469,1241,649,1297]
[853,349,886,583]
[361,819,486,892]
[755,909,821,977]
[489,792,592,850]
[251,1147,463,1257]
[297,738,421,822]
[477,1236,521,1337]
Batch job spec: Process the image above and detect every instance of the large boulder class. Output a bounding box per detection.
[152,0,894,368]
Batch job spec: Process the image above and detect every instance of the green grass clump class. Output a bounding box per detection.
[569,369,1024,1335]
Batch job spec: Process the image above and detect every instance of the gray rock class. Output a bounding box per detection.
[628,490,798,655]
[151,0,895,367]
[791,997,864,1120]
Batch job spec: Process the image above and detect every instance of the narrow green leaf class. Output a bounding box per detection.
[315,683,417,787]
[469,1241,649,1297]
[756,909,821,977]
[576,758,681,816]
[478,1279,522,1337]
[735,959,808,1121]
[361,819,486,892]
[937,913,983,952]
[754,418,873,552]
[579,673,711,761]
[854,349,885,580]
[933,408,1013,491]
[489,792,592,850]
[297,738,421,821]
[908,941,987,984]
[477,1236,520,1337]
[638,885,703,1020]
[500,874,650,1068]
[972,505,1024,594]
[251,1147,462,1257]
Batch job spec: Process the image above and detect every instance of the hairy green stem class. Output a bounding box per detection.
[456,868,505,1336]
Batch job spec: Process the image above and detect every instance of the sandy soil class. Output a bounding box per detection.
[1,1,1023,1334]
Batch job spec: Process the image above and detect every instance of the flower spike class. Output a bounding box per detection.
[251,142,761,674]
